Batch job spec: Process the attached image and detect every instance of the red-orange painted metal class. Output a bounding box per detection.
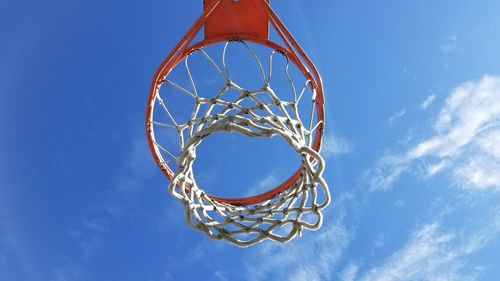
[146,0,325,206]
[204,0,270,40]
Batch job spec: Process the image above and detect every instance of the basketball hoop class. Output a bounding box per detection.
[146,0,330,247]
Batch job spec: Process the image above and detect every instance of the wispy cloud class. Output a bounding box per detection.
[339,262,359,281]
[243,170,280,197]
[0,232,7,268]
[64,217,110,262]
[393,199,406,208]
[51,261,84,281]
[440,34,464,69]
[0,197,41,280]
[388,109,406,127]
[366,75,500,191]
[440,34,463,55]
[55,133,159,279]
[373,234,385,248]
[322,133,354,157]
[365,153,409,191]
[241,186,363,281]
[214,270,228,281]
[357,214,500,281]
[244,216,352,281]
[188,244,206,262]
[421,95,436,109]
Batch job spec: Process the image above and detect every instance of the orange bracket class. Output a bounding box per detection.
[204,0,270,40]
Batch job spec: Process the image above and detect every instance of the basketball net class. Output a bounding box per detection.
[147,0,330,247]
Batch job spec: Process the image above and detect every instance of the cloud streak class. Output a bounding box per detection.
[244,216,352,281]
[421,95,436,109]
[243,170,280,197]
[440,35,463,55]
[367,75,500,191]
[388,109,406,127]
[54,133,158,280]
[340,262,359,281]
[358,214,500,281]
[242,188,359,281]
[322,133,353,157]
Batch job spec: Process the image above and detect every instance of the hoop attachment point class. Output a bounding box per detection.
[204,0,270,40]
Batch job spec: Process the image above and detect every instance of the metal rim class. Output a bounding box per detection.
[146,36,324,206]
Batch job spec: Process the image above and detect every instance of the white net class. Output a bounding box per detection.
[149,40,330,247]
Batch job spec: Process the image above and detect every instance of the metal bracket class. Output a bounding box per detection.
[203,0,270,40]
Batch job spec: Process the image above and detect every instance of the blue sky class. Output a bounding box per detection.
[2,0,500,280]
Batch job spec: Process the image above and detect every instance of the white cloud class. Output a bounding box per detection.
[188,244,206,261]
[421,95,436,109]
[0,205,41,280]
[244,215,352,281]
[393,199,405,208]
[51,262,84,281]
[452,154,500,190]
[240,188,366,281]
[340,262,359,281]
[214,270,228,281]
[366,154,409,191]
[358,216,500,281]
[388,109,406,126]
[290,268,321,281]
[367,75,500,191]
[322,133,353,157]
[373,234,385,248]
[441,35,463,55]
[58,133,159,279]
[276,208,497,281]
[243,170,280,197]
[424,160,448,176]
[65,230,95,262]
